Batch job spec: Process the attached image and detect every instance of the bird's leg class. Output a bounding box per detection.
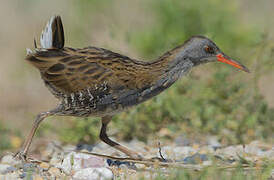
[14,110,57,161]
[100,116,143,160]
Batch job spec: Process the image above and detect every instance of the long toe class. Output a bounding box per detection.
[13,151,28,162]
[149,156,172,163]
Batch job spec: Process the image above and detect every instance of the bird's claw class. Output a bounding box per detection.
[150,156,163,162]
[13,151,28,162]
[13,152,41,163]
[150,156,171,162]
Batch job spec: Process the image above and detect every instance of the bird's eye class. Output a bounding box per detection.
[204,45,214,54]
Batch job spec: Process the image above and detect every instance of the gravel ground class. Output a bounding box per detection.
[0,139,273,179]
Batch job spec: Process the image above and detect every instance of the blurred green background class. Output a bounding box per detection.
[0,0,273,155]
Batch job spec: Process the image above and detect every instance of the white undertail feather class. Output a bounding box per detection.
[40,16,55,49]
[26,15,64,55]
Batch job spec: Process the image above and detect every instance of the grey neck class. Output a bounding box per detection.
[102,56,194,111]
[140,57,194,101]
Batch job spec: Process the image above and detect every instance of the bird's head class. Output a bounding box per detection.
[180,36,250,72]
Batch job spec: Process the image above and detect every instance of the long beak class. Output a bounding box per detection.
[216,53,250,73]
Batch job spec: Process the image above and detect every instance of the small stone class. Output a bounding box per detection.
[2,166,17,174]
[48,167,61,177]
[73,168,113,180]
[1,155,21,166]
[39,162,50,170]
[58,152,106,174]
[0,164,11,174]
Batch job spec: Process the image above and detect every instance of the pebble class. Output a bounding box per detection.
[0,164,11,174]
[39,162,50,170]
[73,167,113,180]
[1,155,21,166]
[2,166,17,174]
[57,152,106,174]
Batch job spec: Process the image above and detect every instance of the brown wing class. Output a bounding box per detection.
[26,47,160,95]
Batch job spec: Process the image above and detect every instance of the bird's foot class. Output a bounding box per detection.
[148,141,171,162]
[130,154,171,162]
[149,156,171,162]
[13,151,42,164]
[13,151,27,161]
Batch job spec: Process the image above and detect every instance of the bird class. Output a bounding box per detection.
[15,15,249,160]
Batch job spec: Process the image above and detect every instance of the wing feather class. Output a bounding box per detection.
[26,47,158,95]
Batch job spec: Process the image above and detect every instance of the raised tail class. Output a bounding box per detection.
[40,15,65,49]
[26,15,66,72]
